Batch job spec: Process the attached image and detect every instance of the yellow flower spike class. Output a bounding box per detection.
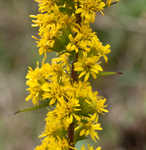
[25,0,118,149]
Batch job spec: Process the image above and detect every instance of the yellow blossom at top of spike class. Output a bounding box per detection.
[66,24,111,64]
[25,0,117,149]
[30,3,75,56]
[75,0,105,23]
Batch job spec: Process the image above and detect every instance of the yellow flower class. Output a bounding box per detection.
[40,111,63,138]
[74,55,103,81]
[81,144,102,150]
[42,82,63,105]
[75,0,105,23]
[79,113,102,141]
[106,0,112,6]
[85,96,109,114]
[56,96,81,128]
[35,136,69,150]
[25,63,51,105]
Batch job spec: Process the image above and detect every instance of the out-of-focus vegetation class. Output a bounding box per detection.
[0,0,146,150]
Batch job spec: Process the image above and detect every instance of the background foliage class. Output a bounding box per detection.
[0,0,146,149]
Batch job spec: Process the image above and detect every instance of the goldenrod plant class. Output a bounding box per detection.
[24,0,119,150]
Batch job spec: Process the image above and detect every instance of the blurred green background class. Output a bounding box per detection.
[0,0,146,150]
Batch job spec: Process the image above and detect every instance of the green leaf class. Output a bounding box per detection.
[59,7,73,15]
[51,27,71,52]
[98,71,123,77]
[77,98,95,117]
[14,99,50,115]
[57,0,75,15]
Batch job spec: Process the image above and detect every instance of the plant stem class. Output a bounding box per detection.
[68,53,78,150]
[68,122,75,150]
[68,2,81,149]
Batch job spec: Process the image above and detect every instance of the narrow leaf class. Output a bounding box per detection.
[98,71,123,77]
[14,100,50,115]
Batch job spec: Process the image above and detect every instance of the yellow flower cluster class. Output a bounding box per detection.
[25,0,118,149]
